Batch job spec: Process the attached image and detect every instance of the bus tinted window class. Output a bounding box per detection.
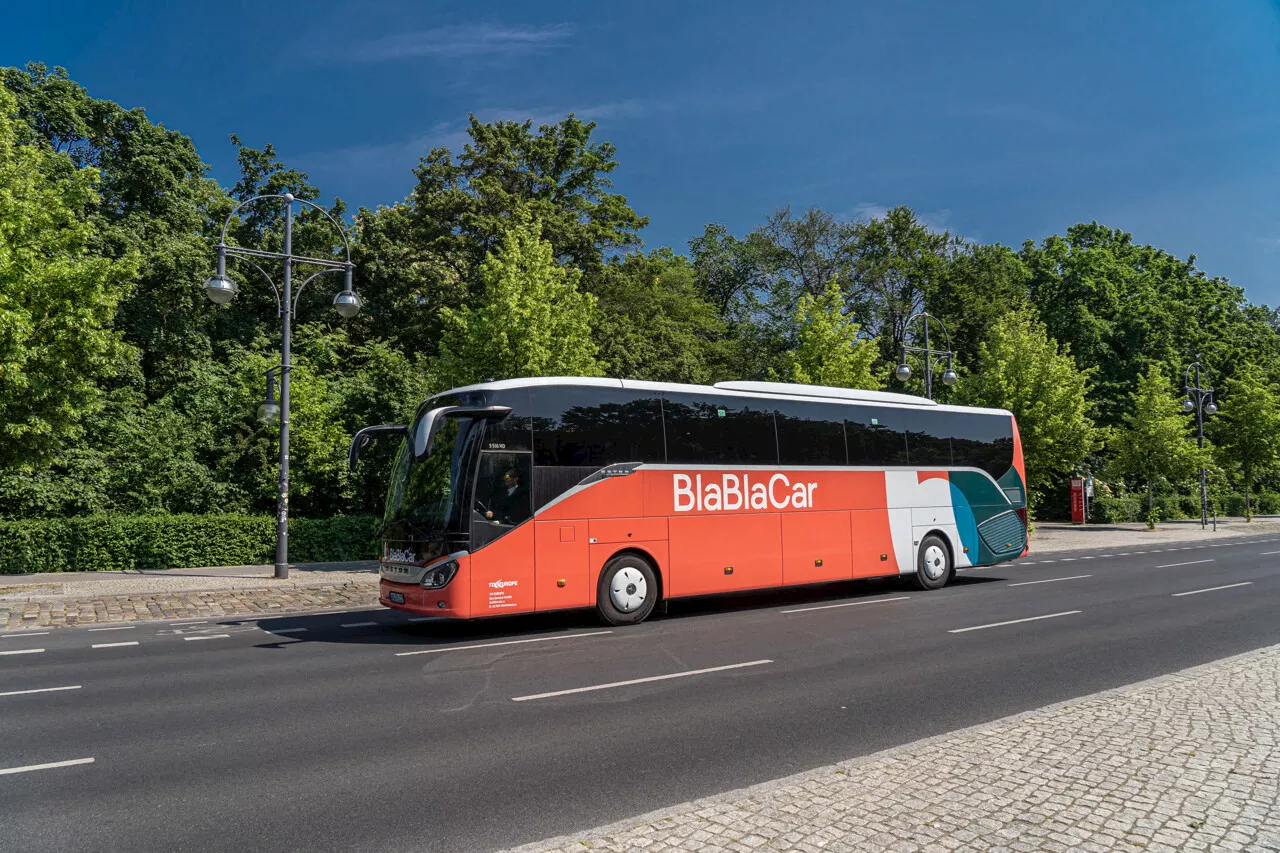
[905,409,952,467]
[773,400,847,465]
[845,406,909,466]
[528,387,665,466]
[663,393,778,465]
[483,388,532,452]
[949,411,1014,477]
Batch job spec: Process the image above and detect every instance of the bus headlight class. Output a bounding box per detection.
[421,560,459,590]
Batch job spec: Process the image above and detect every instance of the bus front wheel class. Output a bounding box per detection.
[913,534,952,591]
[596,553,658,626]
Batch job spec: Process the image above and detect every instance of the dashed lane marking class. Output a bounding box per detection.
[512,660,773,702]
[396,631,613,657]
[0,757,94,775]
[1008,575,1091,587]
[0,649,44,656]
[1173,582,1253,597]
[781,596,910,614]
[340,622,379,628]
[87,626,135,632]
[1156,560,1214,569]
[2,632,49,638]
[272,627,307,634]
[948,611,1082,634]
[91,642,138,649]
[0,685,80,698]
[183,634,230,641]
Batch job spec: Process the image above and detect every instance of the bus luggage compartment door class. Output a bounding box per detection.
[534,520,590,610]
[668,514,782,597]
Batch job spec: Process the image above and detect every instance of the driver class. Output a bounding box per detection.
[485,467,530,525]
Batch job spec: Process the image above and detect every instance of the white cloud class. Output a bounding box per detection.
[351,23,575,62]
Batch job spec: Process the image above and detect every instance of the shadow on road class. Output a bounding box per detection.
[224,572,1005,651]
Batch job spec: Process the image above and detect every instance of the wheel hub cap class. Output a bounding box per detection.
[611,567,647,613]
[923,545,947,579]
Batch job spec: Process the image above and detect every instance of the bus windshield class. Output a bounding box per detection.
[383,414,477,544]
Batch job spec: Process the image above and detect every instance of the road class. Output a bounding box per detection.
[2,534,1279,852]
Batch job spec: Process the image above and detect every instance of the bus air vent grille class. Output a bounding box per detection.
[977,511,1026,556]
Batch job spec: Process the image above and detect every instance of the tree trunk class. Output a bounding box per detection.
[1246,480,1252,522]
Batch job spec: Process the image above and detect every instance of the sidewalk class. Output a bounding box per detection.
[4,519,1279,632]
[0,561,378,631]
[503,644,1280,853]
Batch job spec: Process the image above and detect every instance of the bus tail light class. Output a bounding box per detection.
[422,560,459,590]
[1015,507,1028,529]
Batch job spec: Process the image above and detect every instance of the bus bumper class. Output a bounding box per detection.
[380,579,469,618]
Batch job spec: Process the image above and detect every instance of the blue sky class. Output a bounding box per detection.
[7,1,1280,303]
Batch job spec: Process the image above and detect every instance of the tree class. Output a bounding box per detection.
[956,305,1101,514]
[1210,371,1280,520]
[1108,363,1205,523]
[587,249,733,384]
[781,280,880,389]
[933,242,1030,360]
[0,85,138,471]
[434,211,602,388]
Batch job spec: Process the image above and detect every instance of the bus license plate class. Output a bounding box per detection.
[388,592,405,604]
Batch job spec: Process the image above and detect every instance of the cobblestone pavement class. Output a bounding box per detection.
[503,645,1280,853]
[0,576,377,630]
[1030,518,1280,553]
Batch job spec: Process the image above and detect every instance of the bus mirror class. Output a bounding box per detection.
[419,405,514,460]
[348,423,408,471]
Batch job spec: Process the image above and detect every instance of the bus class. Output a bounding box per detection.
[350,377,1028,626]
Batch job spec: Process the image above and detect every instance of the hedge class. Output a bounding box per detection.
[1090,493,1280,524]
[0,514,380,573]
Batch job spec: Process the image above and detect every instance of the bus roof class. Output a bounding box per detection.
[439,377,1014,419]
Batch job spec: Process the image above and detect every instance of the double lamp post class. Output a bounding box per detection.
[1183,359,1218,529]
[202,193,362,579]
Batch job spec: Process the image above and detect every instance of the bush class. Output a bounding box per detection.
[0,514,380,573]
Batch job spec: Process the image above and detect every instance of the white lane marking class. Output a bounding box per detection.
[0,757,94,775]
[87,626,135,632]
[781,596,910,614]
[1156,559,1214,569]
[0,649,44,656]
[0,685,81,698]
[183,634,230,641]
[949,611,1082,634]
[511,660,773,702]
[1261,551,1280,556]
[273,628,307,634]
[1099,555,1115,558]
[169,621,208,627]
[396,631,613,657]
[91,641,138,649]
[341,622,378,628]
[1019,561,1037,565]
[1039,560,1056,563]
[2,632,49,638]
[407,617,435,623]
[1117,553,1131,556]
[1008,575,1091,587]
[1173,582,1253,597]
[1080,556,1095,560]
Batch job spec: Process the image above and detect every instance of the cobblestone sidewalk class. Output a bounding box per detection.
[0,576,376,630]
[504,645,1280,853]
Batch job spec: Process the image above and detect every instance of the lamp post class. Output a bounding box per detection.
[203,192,361,579]
[894,312,958,400]
[1182,359,1218,529]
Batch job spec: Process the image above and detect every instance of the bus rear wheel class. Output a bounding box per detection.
[596,553,658,626]
[913,534,952,591]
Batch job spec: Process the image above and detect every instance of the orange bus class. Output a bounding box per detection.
[351,378,1028,626]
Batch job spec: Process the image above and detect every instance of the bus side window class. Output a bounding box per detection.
[949,411,1013,478]
[474,452,533,528]
[663,394,779,465]
[905,409,952,467]
[846,407,909,466]
[774,400,847,465]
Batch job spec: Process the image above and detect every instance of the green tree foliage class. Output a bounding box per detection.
[782,280,880,389]
[435,211,602,388]
[1209,371,1280,520]
[587,249,733,383]
[956,305,1101,512]
[932,243,1030,360]
[1108,364,1206,520]
[0,85,138,471]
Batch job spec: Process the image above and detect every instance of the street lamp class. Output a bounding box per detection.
[896,312,957,400]
[1183,359,1218,529]
[204,192,360,579]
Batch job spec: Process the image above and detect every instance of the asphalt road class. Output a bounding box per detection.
[3,534,1280,853]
